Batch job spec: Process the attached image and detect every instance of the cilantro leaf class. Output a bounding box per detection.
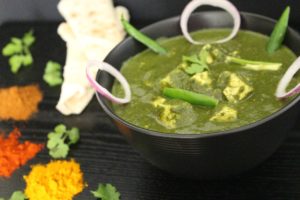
[2,29,35,73]
[22,30,35,47]
[185,63,206,75]
[183,55,208,75]
[54,124,67,134]
[47,124,80,159]
[182,55,202,65]
[9,191,27,200]
[22,54,33,66]
[47,132,63,149]
[67,128,80,145]
[2,43,22,56]
[91,184,120,200]
[43,61,63,86]
[9,55,23,73]
[49,141,69,159]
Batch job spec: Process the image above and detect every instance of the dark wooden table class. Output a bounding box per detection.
[1,22,300,200]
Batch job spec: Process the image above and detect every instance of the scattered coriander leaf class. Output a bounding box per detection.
[9,191,27,200]
[54,124,67,134]
[2,29,35,73]
[67,128,80,145]
[9,55,23,73]
[11,38,22,46]
[47,132,63,149]
[43,61,63,86]
[22,30,35,47]
[2,43,22,56]
[91,184,120,200]
[47,124,80,159]
[185,63,205,75]
[182,55,202,65]
[22,54,33,66]
[49,141,69,159]
[182,52,210,75]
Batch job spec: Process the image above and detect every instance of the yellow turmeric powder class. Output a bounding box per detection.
[24,159,85,200]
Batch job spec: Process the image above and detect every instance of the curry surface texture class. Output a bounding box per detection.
[112,29,298,134]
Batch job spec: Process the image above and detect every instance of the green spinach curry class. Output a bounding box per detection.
[112,29,299,134]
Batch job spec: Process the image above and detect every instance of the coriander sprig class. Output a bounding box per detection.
[183,46,210,75]
[91,183,120,200]
[0,191,27,200]
[2,30,35,73]
[47,124,80,159]
[43,61,63,86]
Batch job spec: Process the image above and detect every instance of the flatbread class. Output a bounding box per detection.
[58,0,125,43]
[56,0,129,115]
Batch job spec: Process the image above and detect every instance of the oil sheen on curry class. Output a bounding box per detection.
[112,29,299,134]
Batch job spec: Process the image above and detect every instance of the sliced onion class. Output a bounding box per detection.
[276,56,300,99]
[180,0,241,45]
[86,61,131,104]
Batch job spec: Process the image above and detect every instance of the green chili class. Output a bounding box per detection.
[163,87,218,107]
[121,17,167,54]
[267,6,290,53]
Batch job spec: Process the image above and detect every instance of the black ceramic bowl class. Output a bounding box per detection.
[96,11,300,179]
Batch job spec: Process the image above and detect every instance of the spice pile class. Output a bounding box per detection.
[0,85,43,121]
[24,160,84,200]
[0,128,43,178]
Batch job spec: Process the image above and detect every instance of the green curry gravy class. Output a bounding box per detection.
[112,29,299,134]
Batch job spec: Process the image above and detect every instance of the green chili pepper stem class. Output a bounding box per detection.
[267,6,290,53]
[163,87,218,107]
[121,17,167,54]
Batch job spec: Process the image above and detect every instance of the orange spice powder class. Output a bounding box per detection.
[0,85,43,120]
[0,128,44,178]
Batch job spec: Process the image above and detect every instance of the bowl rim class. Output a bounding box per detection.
[97,11,300,139]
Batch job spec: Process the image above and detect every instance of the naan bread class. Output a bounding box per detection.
[58,0,125,43]
[56,0,129,115]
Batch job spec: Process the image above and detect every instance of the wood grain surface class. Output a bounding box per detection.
[1,22,300,200]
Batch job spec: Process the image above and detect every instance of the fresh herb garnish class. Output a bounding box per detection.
[121,16,167,54]
[43,61,63,86]
[226,56,282,71]
[267,6,290,53]
[2,30,35,73]
[0,191,27,200]
[47,124,80,159]
[91,183,120,200]
[183,47,210,75]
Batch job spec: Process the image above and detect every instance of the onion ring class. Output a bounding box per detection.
[180,0,241,45]
[86,61,131,104]
[276,56,300,99]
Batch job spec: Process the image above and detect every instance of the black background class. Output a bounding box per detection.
[0,1,300,200]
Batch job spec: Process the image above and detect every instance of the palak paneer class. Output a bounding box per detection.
[112,29,299,134]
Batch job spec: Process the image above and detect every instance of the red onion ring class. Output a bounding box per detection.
[180,0,241,45]
[276,56,300,99]
[86,61,131,104]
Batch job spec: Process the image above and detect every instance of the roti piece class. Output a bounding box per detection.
[56,0,129,115]
[58,0,125,43]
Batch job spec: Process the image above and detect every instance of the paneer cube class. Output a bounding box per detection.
[210,106,237,122]
[191,71,212,86]
[223,73,253,103]
[152,97,178,129]
[151,97,197,129]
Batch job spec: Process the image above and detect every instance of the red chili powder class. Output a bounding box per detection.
[0,128,44,178]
